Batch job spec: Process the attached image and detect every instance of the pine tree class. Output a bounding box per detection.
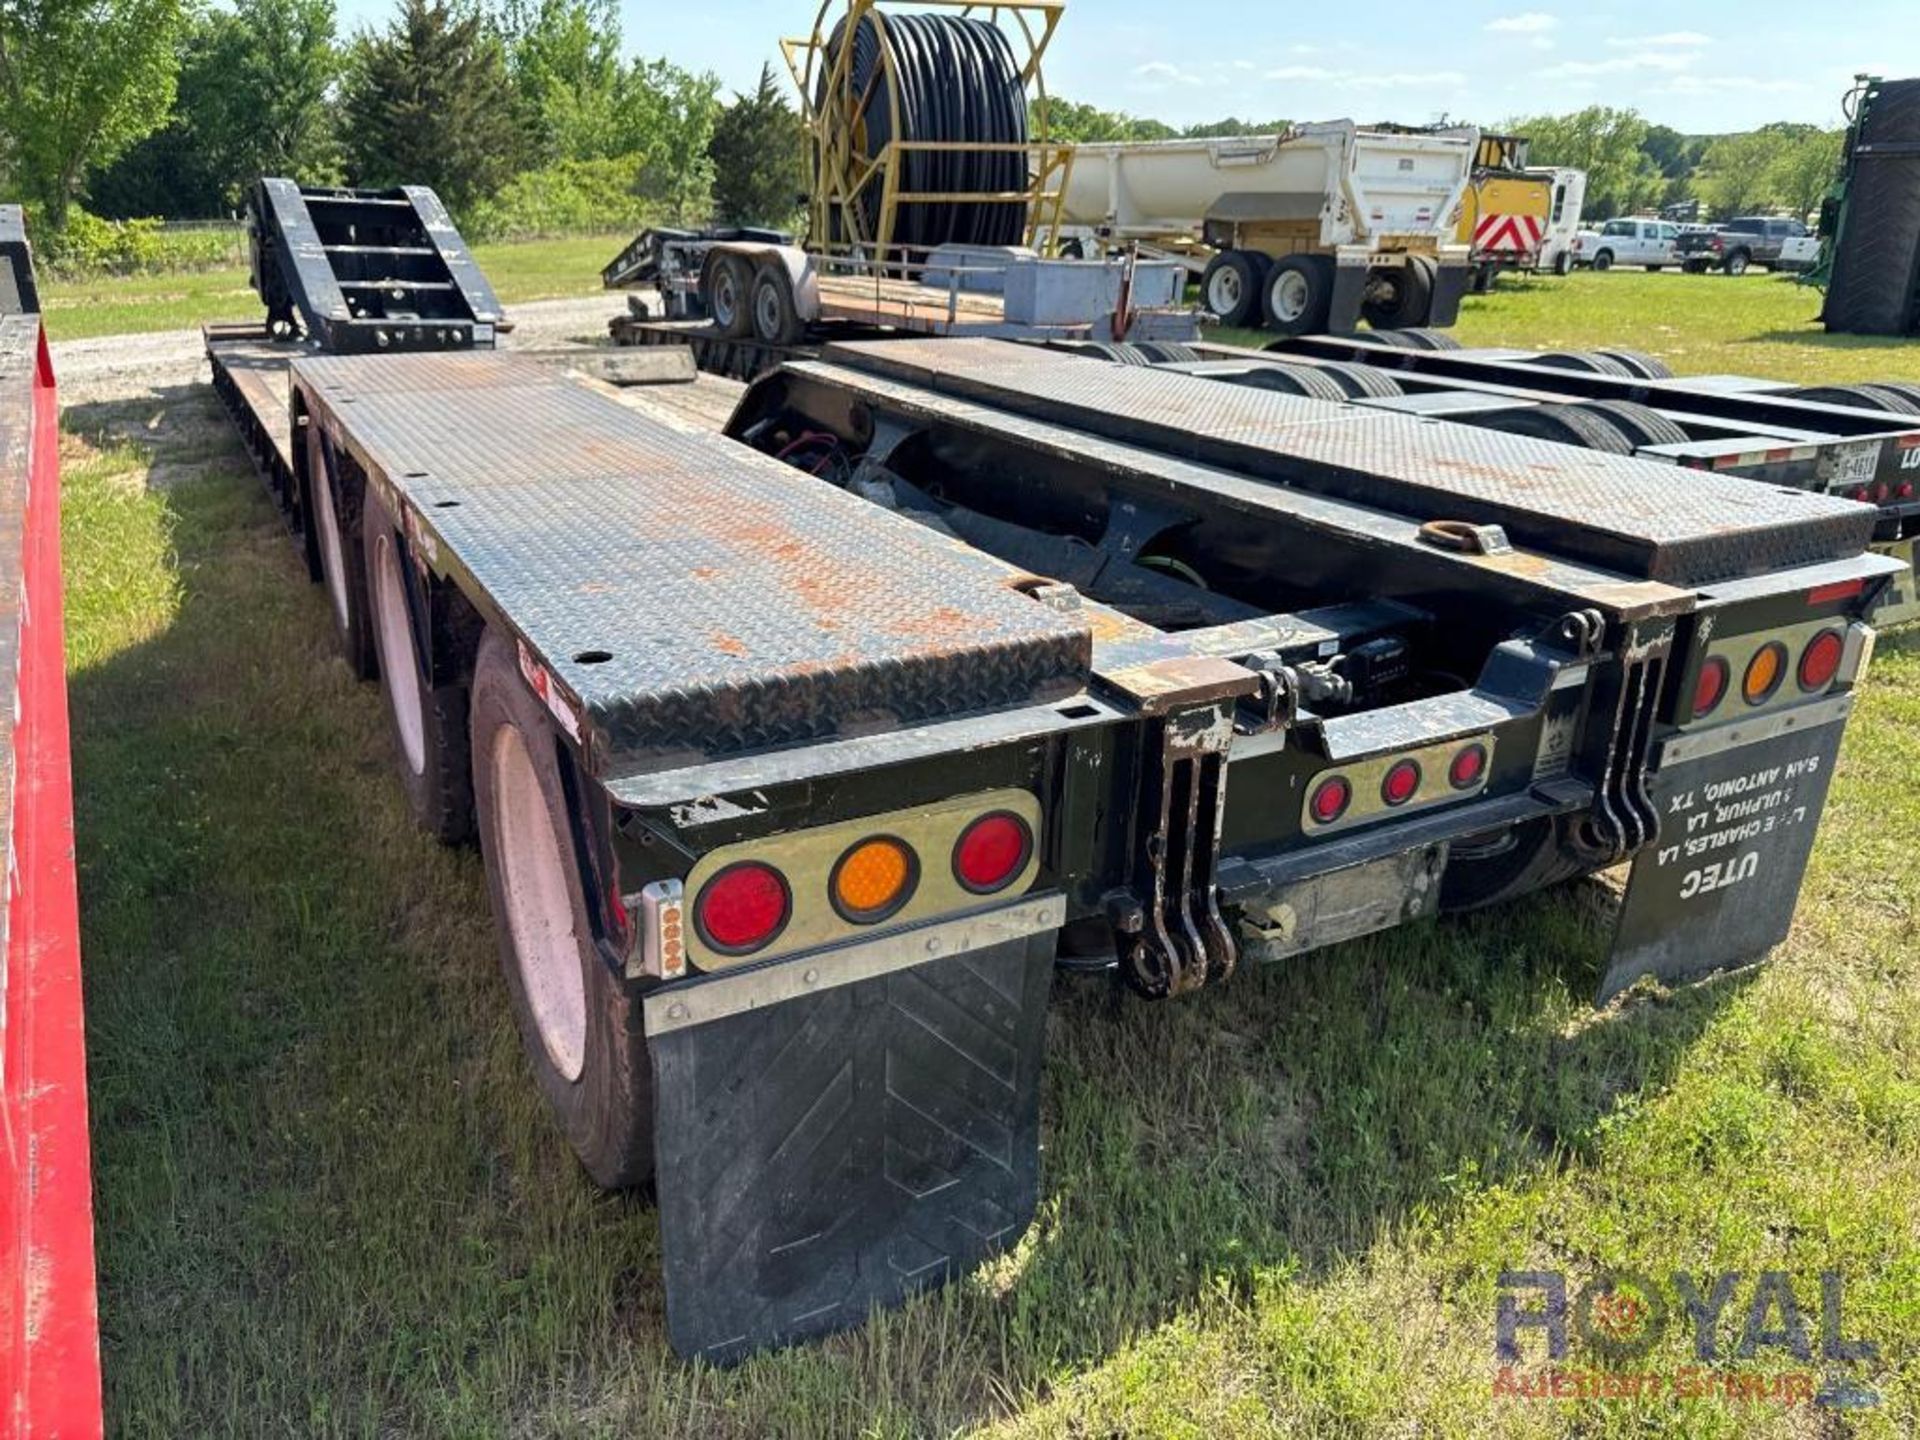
[340,0,522,216]
[708,63,805,229]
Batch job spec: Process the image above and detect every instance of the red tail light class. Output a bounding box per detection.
[1798,629,1845,692]
[1448,743,1488,789]
[1381,759,1422,807]
[694,861,791,955]
[953,812,1032,894]
[1692,656,1730,718]
[1900,481,1915,499]
[1308,775,1352,825]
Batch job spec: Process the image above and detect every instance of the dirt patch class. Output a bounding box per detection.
[49,292,631,410]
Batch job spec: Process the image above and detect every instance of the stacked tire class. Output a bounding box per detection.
[1825,79,1920,336]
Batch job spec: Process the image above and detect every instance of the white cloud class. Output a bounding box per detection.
[1288,43,1321,55]
[1486,11,1558,32]
[1607,31,1711,47]
[1131,60,1204,86]
[1663,74,1806,94]
[1262,64,1465,89]
[1543,51,1696,78]
[1345,71,1468,89]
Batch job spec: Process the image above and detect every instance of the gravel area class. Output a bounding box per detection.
[51,291,631,408]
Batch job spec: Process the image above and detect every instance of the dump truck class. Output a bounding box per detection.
[205,176,1901,1364]
[1457,160,1587,286]
[1053,122,1479,333]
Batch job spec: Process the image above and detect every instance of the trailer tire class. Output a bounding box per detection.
[1393,327,1462,351]
[1470,403,1636,454]
[1314,361,1404,399]
[1260,255,1332,335]
[1528,350,1634,377]
[708,253,753,338]
[1787,383,1920,415]
[1863,380,1920,410]
[1823,82,1920,335]
[1591,347,1674,380]
[750,264,804,345]
[1574,400,1689,448]
[304,422,378,681]
[1553,250,1573,276]
[472,628,655,1189]
[363,489,474,844]
[1201,249,1267,327]
[1440,816,1591,913]
[1236,360,1349,402]
[1361,258,1433,330]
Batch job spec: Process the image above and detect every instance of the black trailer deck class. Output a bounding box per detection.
[295,350,1091,766]
[832,338,1873,588]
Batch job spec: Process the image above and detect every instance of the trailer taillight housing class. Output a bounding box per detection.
[676,789,1044,972]
[1683,618,1869,726]
[1303,735,1494,836]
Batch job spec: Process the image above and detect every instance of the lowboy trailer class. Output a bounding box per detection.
[208,182,1901,1363]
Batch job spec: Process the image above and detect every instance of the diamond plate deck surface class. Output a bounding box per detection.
[293,352,1089,768]
[825,339,1874,587]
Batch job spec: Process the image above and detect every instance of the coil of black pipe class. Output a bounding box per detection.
[818,11,1030,253]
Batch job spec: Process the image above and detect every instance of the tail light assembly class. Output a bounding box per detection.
[1303,734,1494,836]
[673,789,1043,972]
[1686,620,1863,726]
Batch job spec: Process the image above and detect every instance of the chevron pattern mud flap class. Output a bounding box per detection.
[644,898,1059,1363]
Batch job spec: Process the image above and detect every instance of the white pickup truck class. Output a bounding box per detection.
[1572,217,1682,270]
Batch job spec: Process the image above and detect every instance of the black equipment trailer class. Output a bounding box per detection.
[209,181,1902,1365]
[1193,331,1920,625]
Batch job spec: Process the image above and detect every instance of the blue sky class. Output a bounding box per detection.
[334,0,1920,133]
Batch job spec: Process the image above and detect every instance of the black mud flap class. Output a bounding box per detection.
[1601,700,1850,1003]
[644,897,1059,1364]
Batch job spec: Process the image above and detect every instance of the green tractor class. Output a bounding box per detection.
[1809,73,1920,335]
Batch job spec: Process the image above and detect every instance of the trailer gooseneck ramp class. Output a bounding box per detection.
[209,180,1901,1366]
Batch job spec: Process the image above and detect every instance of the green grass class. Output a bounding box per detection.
[1218,267,1920,384]
[64,273,1920,1436]
[39,232,623,342]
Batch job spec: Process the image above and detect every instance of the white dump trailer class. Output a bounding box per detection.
[1054,122,1479,335]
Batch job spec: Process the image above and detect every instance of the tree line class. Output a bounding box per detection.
[0,0,1844,250]
[0,0,806,240]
